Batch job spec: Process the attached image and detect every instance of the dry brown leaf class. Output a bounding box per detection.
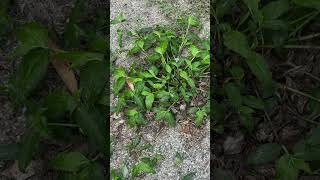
[48,40,78,93]
[126,78,135,91]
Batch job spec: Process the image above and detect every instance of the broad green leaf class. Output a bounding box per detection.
[247,143,282,165]
[195,110,207,127]
[262,20,288,30]
[18,109,48,172]
[262,0,289,20]
[243,0,264,25]
[293,128,320,161]
[133,94,145,110]
[216,0,237,18]
[64,23,85,49]
[189,45,200,57]
[188,16,199,27]
[246,52,273,94]
[292,0,320,10]
[212,168,234,180]
[50,152,90,172]
[114,77,126,95]
[239,106,255,132]
[136,40,144,49]
[128,46,141,56]
[146,54,161,62]
[132,161,156,177]
[243,95,265,110]
[155,39,168,55]
[55,51,104,68]
[276,154,310,180]
[156,110,175,127]
[72,104,106,153]
[13,22,48,57]
[224,31,250,58]
[114,68,126,80]
[182,172,196,180]
[9,48,49,105]
[126,109,148,127]
[111,13,126,25]
[0,0,10,36]
[165,64,172,73]
[77,162,105,180]
[180,71,195,89]
[145,94,154,110]
[230,66,244,80]
[0,144,18,160]
[224,83,242,108]
[80,60,108,103]
[43,90,77,120]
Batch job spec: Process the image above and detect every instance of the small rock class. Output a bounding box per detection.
[223,134,244,155]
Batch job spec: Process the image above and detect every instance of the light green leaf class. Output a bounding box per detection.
[114,77,126,95]
[188,16,199,26]
[195,110,207,127]
[114,68,126,80]
[132,161,156,177]
[50,152,89,172]
[165,64,172,73]
[111,13,126,25]
[247,143,282,165]
[156,110,175,127]
[126,109,147,128]
[145,94,154,110]
[189,45,200,57]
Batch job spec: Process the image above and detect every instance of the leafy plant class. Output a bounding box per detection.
[113,16,210,128]
[0,2,107,178]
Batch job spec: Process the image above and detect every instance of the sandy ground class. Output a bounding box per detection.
[110,0,210,179]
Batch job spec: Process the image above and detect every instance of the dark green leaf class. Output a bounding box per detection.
[243,95,265,110]
[55,51,104,68]
[13,22,48,57]
[182,172,196,180]
[155,110,175,127]
[292,0,320,10]
[9,48,49,105]
[80,60,108,103]
[224,83,242,108]
[212,168,234,180]
[72,104,106,153]
[243,0,264,25]
[43,90,77,120]
[195,110,207,127]
[224,31,251,58]
[77,162,105,180]
[293,128,320,161]
[50,152,89,172]
[262,0,289,20]
[247,143,282,165]
[276,154,310,180]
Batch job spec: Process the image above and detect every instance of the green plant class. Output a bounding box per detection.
[213,0,320,179]
[0,1,107,179]
[113,16,210,128]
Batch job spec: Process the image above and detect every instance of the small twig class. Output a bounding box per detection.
[278,83,320,104]
[259,44,320,49]
[48,123,79,128]
[289,33,320,42]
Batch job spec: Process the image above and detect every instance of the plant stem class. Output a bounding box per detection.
[277,83,320,103]
[289,32,320,42]
[48,123,79,128]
